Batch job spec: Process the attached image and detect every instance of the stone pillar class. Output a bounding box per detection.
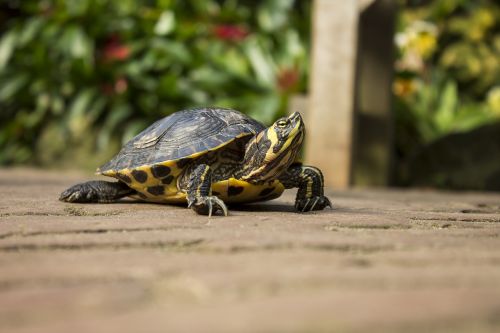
[306,0,359,188]
[306,0,395,188]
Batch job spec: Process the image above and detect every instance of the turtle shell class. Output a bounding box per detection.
[98,107,265,174]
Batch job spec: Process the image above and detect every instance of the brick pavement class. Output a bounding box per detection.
[0,168,499,333]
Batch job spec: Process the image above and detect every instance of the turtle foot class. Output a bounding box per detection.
[60,183,101,203]
[189,196,228,217]
[295,196,332,212]
[59,181,133,203]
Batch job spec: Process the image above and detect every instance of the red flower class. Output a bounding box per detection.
[213,24,249,42]
[277,67,299,92]
[102,34,130,62]
[114,77,128,94]
[101,77,128,96]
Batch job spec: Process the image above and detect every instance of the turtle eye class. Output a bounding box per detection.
[276,120,288,128]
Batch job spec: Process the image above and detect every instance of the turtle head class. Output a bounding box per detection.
[240,112,304,182]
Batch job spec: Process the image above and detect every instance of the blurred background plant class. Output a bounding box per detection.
[0,0,309,168]
[393,0,500,185]
[1,0,499,188]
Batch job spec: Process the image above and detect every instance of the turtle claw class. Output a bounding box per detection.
[211,196,228,217]
[59,183,97,203]
[325,197,333,209]
[309,197,320,211]
[301,198,312,212]
[295,195,332,212]
[59,189,73,202]
[67,192,82,202]
[208,200,213,218]
[190,196,228,217]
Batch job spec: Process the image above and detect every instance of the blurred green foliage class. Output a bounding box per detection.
[2,0,499,182]
[0,0,309,167]
[394,0,500,179]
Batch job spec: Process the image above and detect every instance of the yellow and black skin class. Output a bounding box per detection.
[60,107,331,216]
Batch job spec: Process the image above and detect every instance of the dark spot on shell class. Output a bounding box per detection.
[115,172,132,184]
[131,170,148,183]
[259,187,275,197]
[176,158,192,169]
[228,186,244,196]
[212,191,220,196]
[151,165,171,178]
[147,186,165,196]
[161,175,174,185]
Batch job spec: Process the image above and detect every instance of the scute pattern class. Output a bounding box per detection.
[147,186,165,196]
[104,160,186,203]
[97,107,265,173]
[161,175,174,185]
[115,173,132,184]
[227,186,244,196]
[151,165,171,178]
[131,170,148,183]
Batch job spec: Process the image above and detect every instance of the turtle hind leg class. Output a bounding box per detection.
[186,164,228,217]
[59,180,135,203]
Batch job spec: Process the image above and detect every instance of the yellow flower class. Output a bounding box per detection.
[396,20,438,64]
[474,9,495,30]
[411,32,437,59]
[393,78,418,98]
[467,9,495,41]
[487,86,500,116]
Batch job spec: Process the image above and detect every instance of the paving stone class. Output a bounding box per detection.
[0,168,499,333]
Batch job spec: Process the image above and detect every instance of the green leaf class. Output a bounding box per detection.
[257,0,294,32]
[219,47,249,77]
[59,26,94,63]
[190,67,230,88]
[151,38,191,63]
[154,11,176,36]
[282,29,305,62]
[187,0,220,15]
[0,31,17,71]
[434,80,458,133]
[66,0,91,16]
[18,17,44,47]
[97,104,132,150]
[248,94,281,124]
[67,89,96,137]
[51,96,65,115]
[453,103,494,133]
[26,101,49,128]
[0,74,29,101]
[243,38,276,87]
[87,96,107,123]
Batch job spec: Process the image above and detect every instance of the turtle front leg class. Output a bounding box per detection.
[279,164,332,212]
[60,181,135,203]
[186,164,228,217]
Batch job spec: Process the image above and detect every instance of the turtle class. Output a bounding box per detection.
[60,107,332,216]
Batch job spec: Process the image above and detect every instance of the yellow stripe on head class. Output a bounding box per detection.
[241,112,305,183]
[265,115,303,160]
